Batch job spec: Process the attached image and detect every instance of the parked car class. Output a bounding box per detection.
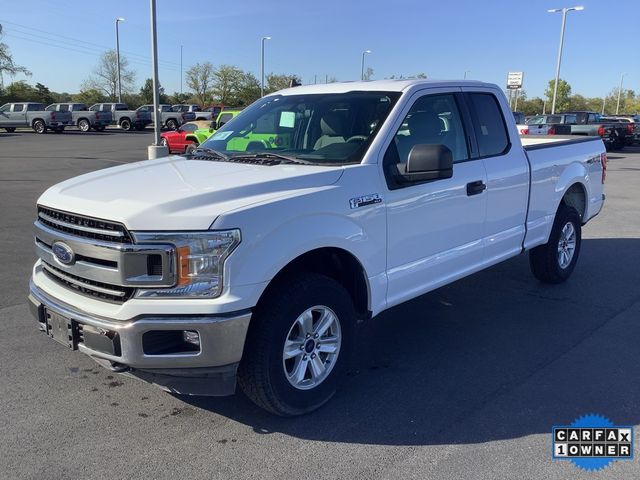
[183,109,244,153]
[513,111,528,135]
[45,103,112,133]
[136,104,195,130]
[0,102,72,133]
[160,120,213,153]
[88,103,152,131]
[562,111,629,151]
[601,116,638,145]
[172,104,214,121]
[29,79,606,416]
[525,114,574,135]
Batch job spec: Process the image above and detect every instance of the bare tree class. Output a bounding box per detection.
[82,50,135,101]
[363,67,374,81]
[185,62,215,105]
[0,24,31,87]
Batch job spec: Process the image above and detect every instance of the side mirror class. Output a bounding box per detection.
[402,144,453,183]
[217,121,226,129]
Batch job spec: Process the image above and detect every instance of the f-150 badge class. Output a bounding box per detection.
[350,193,382,209]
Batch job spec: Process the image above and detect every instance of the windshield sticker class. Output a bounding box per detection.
[350,193,383,209]
[279,111,296,128]
[211,131,233,140]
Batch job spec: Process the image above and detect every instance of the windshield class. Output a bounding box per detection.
[527,116,546,125]
[200,91,400,165]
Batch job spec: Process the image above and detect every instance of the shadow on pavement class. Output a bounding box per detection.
[182,238,640,446]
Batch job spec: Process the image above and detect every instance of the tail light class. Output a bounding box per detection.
[626,124,633,134]
[597,126,605,136]
[135,112,140,118]
[601,153,607,183]
[548,126,556,135]
[50,112,56,120]
[520,128,529,135]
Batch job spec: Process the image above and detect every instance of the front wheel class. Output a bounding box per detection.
[184,143,198,154]
[78,119,91,132]
[529,204,581,284]
[238,274,355,416]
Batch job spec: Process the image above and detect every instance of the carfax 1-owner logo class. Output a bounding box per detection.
[552,414,634,472]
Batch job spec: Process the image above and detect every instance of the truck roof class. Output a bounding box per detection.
[273,79,495,96]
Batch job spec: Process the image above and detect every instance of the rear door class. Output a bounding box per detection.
[9,104,27,126]
[460,87,530,265]
[384,88,488,307]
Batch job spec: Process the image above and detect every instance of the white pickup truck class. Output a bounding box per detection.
[29,80,606,416]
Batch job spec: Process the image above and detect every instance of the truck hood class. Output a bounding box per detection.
[38,156,344,230]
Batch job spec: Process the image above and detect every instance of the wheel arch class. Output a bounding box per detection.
[254,247,371,322]
[560,182,587,222]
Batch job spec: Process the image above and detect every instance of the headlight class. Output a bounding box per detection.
[133,230,240,298]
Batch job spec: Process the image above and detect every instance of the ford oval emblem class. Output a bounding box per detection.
[52,241,75,265]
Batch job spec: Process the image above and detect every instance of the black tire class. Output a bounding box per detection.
[166,119,178,131]
[529,204,581,284]
[238,273,356,416]
[53,127,65,133]
[78,118,90,133]
[185,143,198,154]
[120,118,132,131]
[5,127,16,133]
[33,120,47,134]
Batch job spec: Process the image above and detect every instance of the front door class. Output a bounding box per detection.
[384,89,488,308]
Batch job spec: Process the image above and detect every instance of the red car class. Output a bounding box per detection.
[160,121,212,153]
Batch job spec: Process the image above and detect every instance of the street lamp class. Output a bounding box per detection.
[616,73,626,115]
[261,36,271,97]
[115,17,125,103]
[548,6,583,114]
[361,50,372,81]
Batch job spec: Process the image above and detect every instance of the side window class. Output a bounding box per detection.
[101,104,112,112]
[218,113,233,127]
[59,104,69,112]
[13,104,25,112]
[45,105,57,112]
[392,93,469,165]
[0,104,9,113]
[89,105,99,111]
[468,93,509,157]
[27,104,43,111]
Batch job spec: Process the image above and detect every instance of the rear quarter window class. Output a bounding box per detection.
[468,93,509,157]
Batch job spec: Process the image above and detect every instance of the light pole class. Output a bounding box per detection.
[464,70,471,80]
[115,17,125,103]
[361,50,371,81]
[180,45,183,95]
[616,73,626,115]
[261,36,271,97]
[548,6,583,114]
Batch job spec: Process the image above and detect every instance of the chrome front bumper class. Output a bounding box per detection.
[28,279,251,395]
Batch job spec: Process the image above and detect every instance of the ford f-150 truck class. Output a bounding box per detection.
[0,102,72,133]
[88,103,152,131]
[45,103,113,133]
[28,80,606,416]
[172,104,214,121]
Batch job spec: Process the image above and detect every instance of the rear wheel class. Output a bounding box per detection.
[120,119,132,131]
[185,143,198,154]
[33,120,47,134]
[5,127,16,133]
[78,119,90,132]
[166,119,178,131]
[529,204,581,284]
[238,273,355,416]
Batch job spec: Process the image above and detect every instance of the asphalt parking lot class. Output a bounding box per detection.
[1,130,639,479]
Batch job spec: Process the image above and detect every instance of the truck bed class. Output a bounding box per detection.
[521,135,601,149]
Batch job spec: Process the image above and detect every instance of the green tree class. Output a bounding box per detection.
[4,80,36,101]
[233,72,261,106]
[0,24,31,87]
[34,82,54,105]
[211,65,244,104]
[72,88,106,106]
[363,67,374,81]
[185,62,215,105]
[138,78,167,104]
[544,78,572,113]
[265,73,302,93]
[82,50,135,101]
[167,91,192,104]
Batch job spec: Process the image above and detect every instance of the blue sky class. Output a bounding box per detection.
[0,0,636,98]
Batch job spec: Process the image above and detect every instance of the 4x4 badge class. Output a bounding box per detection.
[350,193,383,209]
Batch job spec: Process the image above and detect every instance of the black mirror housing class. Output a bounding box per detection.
[402,144,453,183]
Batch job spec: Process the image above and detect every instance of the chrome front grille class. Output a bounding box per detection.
[37,206,132,243]
[35,206,177,303]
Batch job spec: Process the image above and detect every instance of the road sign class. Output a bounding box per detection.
[507,71,524,90]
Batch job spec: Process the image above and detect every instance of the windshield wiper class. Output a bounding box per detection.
[229,152,312,165]
[188,147,229,160]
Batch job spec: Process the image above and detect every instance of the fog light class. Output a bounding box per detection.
[183,330,200,346]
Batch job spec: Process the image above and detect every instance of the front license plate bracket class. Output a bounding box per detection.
[45,309,78,350]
